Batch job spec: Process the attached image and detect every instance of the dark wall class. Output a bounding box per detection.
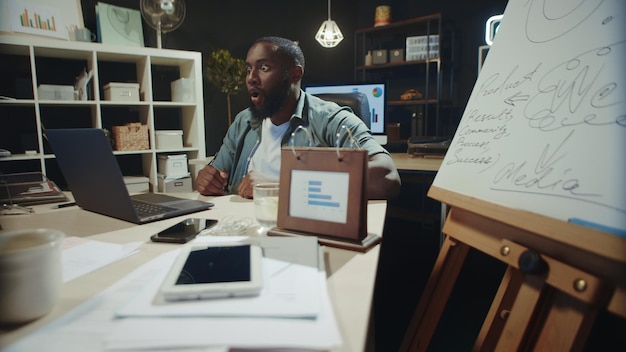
[80,0,507,155]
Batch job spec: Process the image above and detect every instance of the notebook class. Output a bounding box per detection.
[45,128,213,224]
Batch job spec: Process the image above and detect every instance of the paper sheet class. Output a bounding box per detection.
[62,237,141,282]
[115,239,322,319]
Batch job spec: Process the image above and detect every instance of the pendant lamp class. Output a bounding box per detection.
[315,0,343,48]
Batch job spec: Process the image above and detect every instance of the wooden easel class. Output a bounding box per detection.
[401,186,626,351]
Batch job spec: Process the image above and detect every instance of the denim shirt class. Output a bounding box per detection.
[211,90,388,194]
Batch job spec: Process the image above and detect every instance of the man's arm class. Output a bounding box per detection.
[367,153,401,200]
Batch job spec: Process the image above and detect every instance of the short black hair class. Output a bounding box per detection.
[254,36,305,70]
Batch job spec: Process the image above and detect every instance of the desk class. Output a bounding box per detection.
[390,153,442,173]
[0,194,387,352]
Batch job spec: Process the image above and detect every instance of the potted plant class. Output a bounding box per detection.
[205,49,246,126]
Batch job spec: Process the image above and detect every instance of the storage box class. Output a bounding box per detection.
[155,130,184,149]
[372,49,388,64]
[389,49,404,63]
[171,78,195,102]
[104,82,140,101]
[37,84,75,100]
[158,154,189,177]
[158,173,192,193]
[113,123,149,151]
[123,175,149,194]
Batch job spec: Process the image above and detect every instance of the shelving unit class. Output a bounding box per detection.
[0,35,205,192]
[354,13,455,142]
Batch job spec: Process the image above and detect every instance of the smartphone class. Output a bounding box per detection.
[150,218,218,244]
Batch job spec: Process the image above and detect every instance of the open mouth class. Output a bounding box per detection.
[249,89,262,104]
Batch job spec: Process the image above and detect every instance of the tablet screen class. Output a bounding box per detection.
[176,245,251,285]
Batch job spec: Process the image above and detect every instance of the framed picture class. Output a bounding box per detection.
[0,0,84,40]
[95,2,144,47]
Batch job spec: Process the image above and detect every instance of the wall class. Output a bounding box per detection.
[80,0,507,155]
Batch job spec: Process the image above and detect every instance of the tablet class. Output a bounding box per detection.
[159,242,263,301]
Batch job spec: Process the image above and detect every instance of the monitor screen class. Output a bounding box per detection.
[305,82,387,144]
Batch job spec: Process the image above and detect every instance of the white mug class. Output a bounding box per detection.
[0,228,64,324]
[71,28,96,42]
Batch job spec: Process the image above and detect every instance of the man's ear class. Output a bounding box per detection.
[291,65,304,83]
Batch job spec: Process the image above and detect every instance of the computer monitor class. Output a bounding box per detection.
[305,82,387,145]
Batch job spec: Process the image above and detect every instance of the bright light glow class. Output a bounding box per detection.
[315,20,344,48]
[315,0,343,48]
[485,14,503,46]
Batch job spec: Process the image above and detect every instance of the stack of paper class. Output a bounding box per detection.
[116,236,322,319]
[6,236,342,352]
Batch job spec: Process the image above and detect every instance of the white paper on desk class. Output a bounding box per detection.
[5,238,340,352]
[62,237,142,282]
[105,270,341,351]
[116,236,322,319]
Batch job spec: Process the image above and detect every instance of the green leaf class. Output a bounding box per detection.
[205,49,246,95]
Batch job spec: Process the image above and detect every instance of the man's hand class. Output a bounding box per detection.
[237,173,255,199]
[196,165,228,196]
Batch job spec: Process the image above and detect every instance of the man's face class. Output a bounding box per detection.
[245,42,291,119]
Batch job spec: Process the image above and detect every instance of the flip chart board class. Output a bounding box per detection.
[432,0,626,236]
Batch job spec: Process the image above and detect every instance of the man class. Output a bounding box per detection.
[196,36,401,199]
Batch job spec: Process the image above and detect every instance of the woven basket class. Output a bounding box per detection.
[113,123,149,151]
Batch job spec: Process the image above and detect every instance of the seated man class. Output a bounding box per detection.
[196,36,401,199]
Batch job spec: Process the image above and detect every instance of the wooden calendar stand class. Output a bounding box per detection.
[401,186,626,351]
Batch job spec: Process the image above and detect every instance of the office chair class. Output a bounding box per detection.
[314,92,371,129]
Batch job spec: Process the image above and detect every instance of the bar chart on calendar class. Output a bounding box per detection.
[289,170,349,224]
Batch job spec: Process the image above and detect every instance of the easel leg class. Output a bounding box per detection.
[494,275,547,351]
[473,267,524,351]
[400,235,470,352]
[532,290,599,352]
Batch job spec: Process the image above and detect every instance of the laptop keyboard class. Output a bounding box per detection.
[132,200,177,218]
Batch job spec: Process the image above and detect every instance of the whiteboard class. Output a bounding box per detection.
[432,0,626,236]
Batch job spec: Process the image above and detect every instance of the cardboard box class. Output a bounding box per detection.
[372,49,387,64]
[104,82,140,101]
[156,130,183,149]
[389,49,404,63]
[158,154,188,177]
[38,85,75,100]
[158,173,192,193]
[171,78,194,102]
[123,175,149,194]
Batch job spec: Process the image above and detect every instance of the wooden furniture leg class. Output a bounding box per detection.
[400,234,470,351]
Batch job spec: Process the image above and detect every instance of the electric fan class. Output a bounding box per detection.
[140,0,186,48]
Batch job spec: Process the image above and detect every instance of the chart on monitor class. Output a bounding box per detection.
[306,82,387,145]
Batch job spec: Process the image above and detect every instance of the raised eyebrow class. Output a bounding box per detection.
[247,58,269,66]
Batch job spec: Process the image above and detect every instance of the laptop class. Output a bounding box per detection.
[45,128,213,224]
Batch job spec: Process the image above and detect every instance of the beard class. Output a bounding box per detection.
[249,75,291,121]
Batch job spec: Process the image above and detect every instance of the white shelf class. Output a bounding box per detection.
[0,35,206,191]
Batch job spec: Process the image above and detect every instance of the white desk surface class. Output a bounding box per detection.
[0,193,387,352]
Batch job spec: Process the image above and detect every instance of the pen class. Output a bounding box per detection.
[55,202,77,209]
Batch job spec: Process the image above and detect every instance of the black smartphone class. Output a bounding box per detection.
[150,218,218,244]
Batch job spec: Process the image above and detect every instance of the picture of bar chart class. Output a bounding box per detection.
[7,2,66,39]
[289,170,349,224]
[19,8,57,31]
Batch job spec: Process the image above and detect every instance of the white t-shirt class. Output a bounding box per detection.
[248,118,290,181]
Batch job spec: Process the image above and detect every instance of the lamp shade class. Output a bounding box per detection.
[315,19,344,48]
